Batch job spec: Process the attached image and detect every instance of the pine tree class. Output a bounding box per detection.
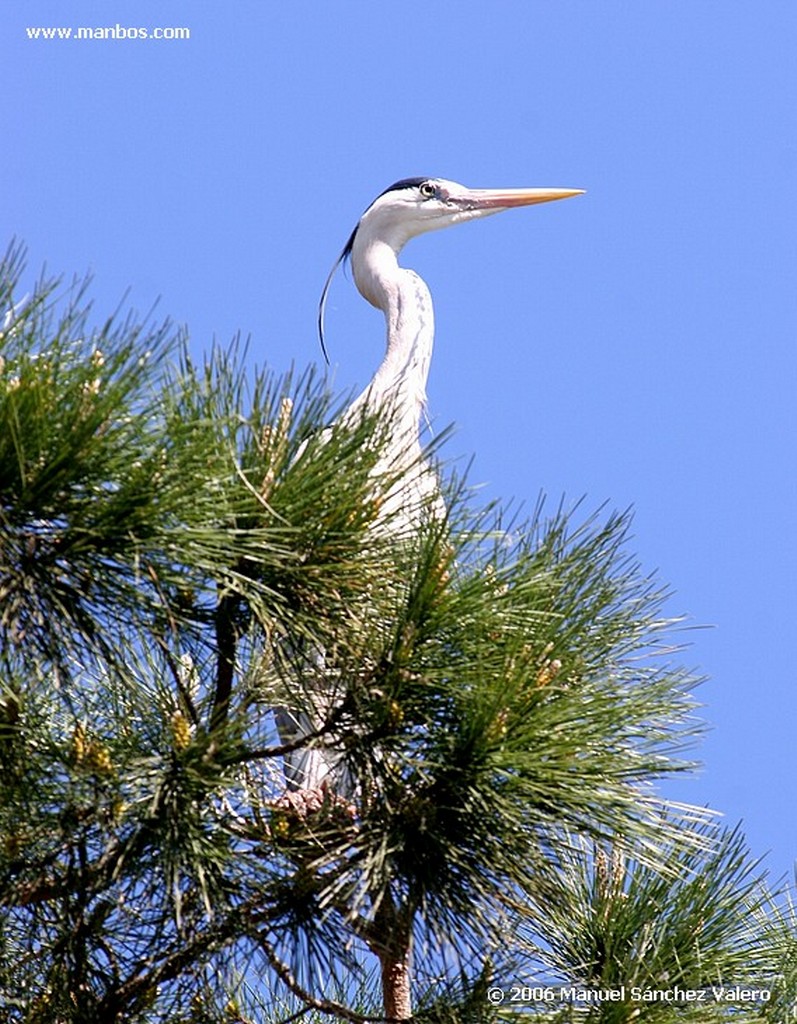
[1,243,794,1022]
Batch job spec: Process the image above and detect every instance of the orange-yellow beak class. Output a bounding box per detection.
[463,187,585,210]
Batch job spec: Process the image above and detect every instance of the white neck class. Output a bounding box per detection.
[348,235,433,445]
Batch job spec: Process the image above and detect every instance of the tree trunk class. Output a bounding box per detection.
[368,891,413,1020]
[379,941,412,1020]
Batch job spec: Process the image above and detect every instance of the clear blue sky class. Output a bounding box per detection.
[3,1,796,879]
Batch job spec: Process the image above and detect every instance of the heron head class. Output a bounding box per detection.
[318,177,583,359]
[353,177,584,251]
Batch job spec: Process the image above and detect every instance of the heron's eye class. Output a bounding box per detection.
[419,181,436,199]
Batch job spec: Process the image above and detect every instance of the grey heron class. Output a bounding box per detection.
[276,177,583,806]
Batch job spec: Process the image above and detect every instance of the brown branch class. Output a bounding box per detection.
[221,719,338,765]
[102,904,401,1024]
[255,928,404,1024]
[1,817,147,910]
[97,909,244,1020]
[210,589,239,733]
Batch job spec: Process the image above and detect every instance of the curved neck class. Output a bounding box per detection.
[350,238,434,438]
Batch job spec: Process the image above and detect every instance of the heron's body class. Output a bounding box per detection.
[277,177,583,800]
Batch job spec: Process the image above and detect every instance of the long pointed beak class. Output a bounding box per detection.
[463,187,584,210]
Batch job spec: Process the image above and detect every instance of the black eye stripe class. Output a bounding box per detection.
[378,177,432,197]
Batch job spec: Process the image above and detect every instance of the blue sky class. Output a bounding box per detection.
[3,2,796,879]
